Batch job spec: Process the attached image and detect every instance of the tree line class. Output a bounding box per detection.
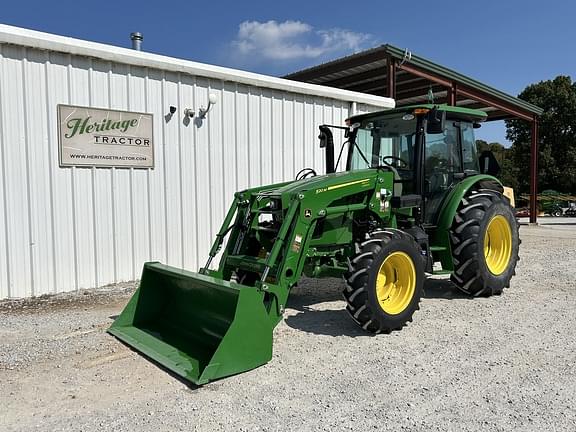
[498,75,576,196]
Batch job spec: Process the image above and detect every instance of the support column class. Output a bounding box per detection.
[386,56,396,99]
[447,83,457,105]
[529,117,539,224]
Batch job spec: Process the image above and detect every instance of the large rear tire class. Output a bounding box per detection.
[449,188,519,296]
[343,230,424,333]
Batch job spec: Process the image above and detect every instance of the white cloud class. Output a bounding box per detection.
[232,20,372,62]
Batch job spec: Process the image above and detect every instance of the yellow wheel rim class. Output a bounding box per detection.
[376,252,416,315]
[484,215,512,275]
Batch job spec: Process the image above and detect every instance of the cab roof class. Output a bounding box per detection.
[350,104,488,123]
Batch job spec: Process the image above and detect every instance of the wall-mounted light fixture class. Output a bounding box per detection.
[198,93,218,119]
[165,105,177,122]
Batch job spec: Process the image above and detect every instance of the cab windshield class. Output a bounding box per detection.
[350,114,417,171]
[349,112,480,177]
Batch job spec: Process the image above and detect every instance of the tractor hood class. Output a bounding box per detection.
[262,168,380,198]
[276,169,378,194]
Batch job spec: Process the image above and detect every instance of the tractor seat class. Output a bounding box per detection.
[392,170,403,197]
[382,165,403,197]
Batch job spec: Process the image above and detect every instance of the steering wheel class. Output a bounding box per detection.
[381,155,409,169]
[295,168,317,180]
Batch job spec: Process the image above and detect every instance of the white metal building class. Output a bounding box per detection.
[0,24,394,299]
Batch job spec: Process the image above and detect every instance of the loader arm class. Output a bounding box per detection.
[206,169,389,320]
[109,168,394,384]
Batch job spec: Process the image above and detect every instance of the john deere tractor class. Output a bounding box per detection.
[109,104,519,384]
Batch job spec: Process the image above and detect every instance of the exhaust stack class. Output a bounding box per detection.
[130,32,143,51]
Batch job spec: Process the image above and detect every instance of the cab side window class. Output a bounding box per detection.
[424,122,462,223]
[425,122,462,191]
[461,122,480,172]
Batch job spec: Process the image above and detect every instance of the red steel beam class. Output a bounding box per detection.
[398,62,534,121]
[396,62,452,87]
[447,83,457,105]
[530,117,539,224]
[456,87,533,122]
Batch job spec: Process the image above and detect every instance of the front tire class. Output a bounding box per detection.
[450,188,520,296]
[343,230,424,333]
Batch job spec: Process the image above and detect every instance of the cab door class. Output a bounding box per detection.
[423,121,465,224]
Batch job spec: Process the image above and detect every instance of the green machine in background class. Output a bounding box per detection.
[109,105,519,384]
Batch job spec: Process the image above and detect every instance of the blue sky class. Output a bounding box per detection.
[2,0,574,144]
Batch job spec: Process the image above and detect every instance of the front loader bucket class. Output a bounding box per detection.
[108,262,274,385]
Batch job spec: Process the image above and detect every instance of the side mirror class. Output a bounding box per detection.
[318,125,335,174]
[426,108,446,134]
[318,125,333,149]
[478,150,501,176]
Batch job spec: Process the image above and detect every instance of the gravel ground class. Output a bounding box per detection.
[1,223,575,432]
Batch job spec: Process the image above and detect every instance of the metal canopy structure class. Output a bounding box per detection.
[285,44,543,223]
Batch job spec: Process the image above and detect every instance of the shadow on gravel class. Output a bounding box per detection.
[284,308,369,337]
[423,278,471,300]
[284,277,472,336]
[287,283,343,311]
[285,279,370,337]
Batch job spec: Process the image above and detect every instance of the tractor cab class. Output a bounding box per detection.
[338,105,489,224]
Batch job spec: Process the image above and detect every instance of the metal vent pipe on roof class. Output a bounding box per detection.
[130,32,143,51]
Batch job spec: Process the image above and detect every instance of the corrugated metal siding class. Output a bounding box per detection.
[0,45,366,299]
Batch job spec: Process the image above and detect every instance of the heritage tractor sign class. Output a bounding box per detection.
[58,104,154,168]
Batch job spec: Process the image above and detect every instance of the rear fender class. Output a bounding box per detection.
[430,175,502,271]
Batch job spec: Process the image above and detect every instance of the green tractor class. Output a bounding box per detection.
[109,104,519,384]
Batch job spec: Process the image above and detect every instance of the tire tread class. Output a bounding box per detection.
[449,188,520,296]
[343,229,422,333]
